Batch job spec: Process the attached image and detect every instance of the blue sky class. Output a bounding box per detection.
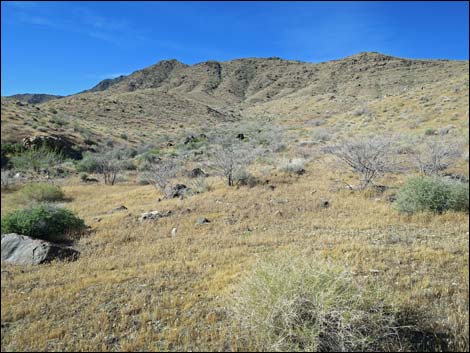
[1,1,468,96]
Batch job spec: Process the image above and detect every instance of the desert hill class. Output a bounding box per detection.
[1,52,468,148]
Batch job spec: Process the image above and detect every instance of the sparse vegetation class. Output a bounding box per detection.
[0,51,468,352]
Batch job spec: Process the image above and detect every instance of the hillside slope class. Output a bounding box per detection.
[1,52,468,147]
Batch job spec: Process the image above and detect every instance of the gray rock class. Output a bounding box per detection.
[111,205,128,213]
[196,217,211,225]
[168,184,190,198]
[187,168,208,178]
[139,210,172,222]
[1,233,79,265]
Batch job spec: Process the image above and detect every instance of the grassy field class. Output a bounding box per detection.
[1,156,468,351]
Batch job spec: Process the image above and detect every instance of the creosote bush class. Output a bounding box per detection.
[231,252,402,352]
[18,183,65,202]
[10,146,64,174]
[395,176,469,214]
[278,158,306,175]
[1,204,86,242]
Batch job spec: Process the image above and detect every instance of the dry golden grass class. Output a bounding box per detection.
[1,156,468,351]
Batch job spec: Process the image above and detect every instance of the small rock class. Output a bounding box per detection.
[111,205,127,213]
[196,217,211,225]
[319,199,330,208]
[171,228,177,237]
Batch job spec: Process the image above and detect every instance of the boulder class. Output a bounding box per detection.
[1,233,79,265]
[187,168,208,178]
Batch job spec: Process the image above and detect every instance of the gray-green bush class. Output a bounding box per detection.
[395,176,469,214]
[18,183,65,202]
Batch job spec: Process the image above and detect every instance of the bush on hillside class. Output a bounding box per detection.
[10,146,64,174]
[1,204,86,242]
[18,183,65,202]
[395,176,469,214]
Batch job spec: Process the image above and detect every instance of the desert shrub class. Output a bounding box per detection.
[234,170,258,187]
[18,183,65,202]
[325,135,398,189]
[424,128,436,136]
[76,153,101,173]
[278,158,306,175]
[148,158,178,197]
[187,175,213,194]
[10,146,64,174]
[79,172,89,182]
[49,116,68,126]
[136,173,152,185]
[1,204,85,242]
[231,252,401,352]
[77,148,131,185]
[120,133,128,140]
[211,137,262,186]
[408,138,462,176]
[395,176,469,214]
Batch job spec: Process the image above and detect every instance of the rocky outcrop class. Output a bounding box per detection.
[1,233,79,265]
[22,135,82,159]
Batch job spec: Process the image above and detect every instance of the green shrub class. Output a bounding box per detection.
[18,183,65,202]
[424,128,436,136]
[76,154,101,173]
[10,146,63,173]
[1,204,85,242]
[231,252,400,352]
[395,176,469,214]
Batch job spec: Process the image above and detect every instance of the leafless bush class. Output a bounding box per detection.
[325,136,398,189]
[1,169,17,190]
[211,137,261,186]
[96,157,121,185]
[408,138,463,176]
[146,158,178,197]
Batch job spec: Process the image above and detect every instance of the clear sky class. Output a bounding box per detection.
[1,1,468,96]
